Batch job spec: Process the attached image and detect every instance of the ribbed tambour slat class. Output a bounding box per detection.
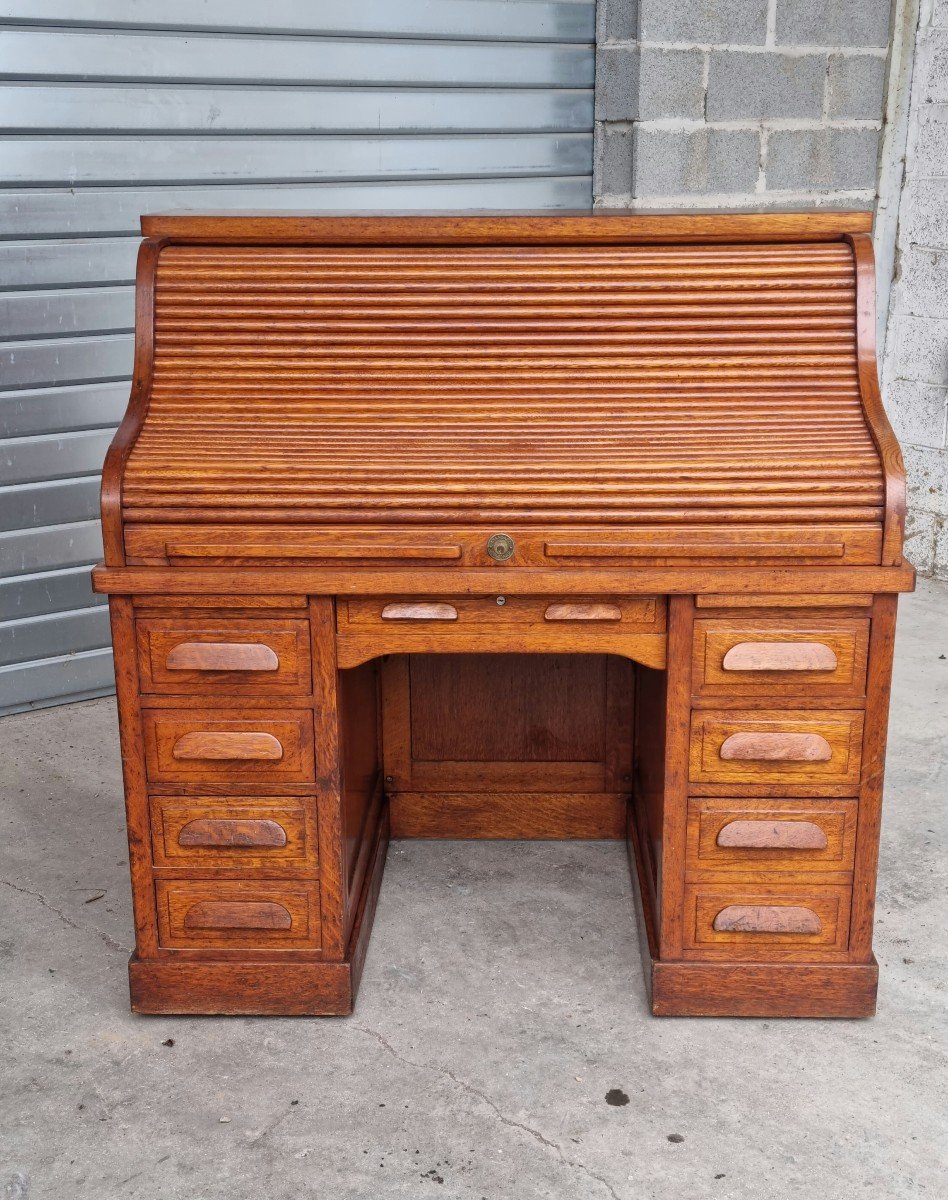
[122,241,884,526]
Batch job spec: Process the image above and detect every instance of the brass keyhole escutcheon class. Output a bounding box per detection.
[486,534,515,562]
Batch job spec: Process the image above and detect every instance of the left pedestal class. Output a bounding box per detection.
[109,592,386,1016]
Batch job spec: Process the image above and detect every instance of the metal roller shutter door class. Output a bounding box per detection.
[0,0,595,712]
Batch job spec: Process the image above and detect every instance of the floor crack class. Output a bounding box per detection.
[353,1023,621,1200]
[1,878,128,956]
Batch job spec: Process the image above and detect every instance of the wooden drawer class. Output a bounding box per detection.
[337,594,667,669]
[342,595,661,628]
[136,617,311,695]
[689,708,863,790]
[686,798,857,875]
[150,797,315,870]
[155,880,321,949]
[683,883,851,958]
[692,618,869,699]
[142,710,315,785]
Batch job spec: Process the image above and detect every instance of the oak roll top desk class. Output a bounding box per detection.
[92,212,914,1019]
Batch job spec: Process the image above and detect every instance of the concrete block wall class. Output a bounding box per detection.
[882,1,948,579]
[595,0,891,208]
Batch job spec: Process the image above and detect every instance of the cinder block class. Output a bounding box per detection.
[904,442,948,516]
[890,317,948,388]
[935,0,948,30]
[901,180,948,247]
[598,0,639,42]
[890,247,948,320]
[594,123,635,196]
[638,0,768,46]
[903,507,937,574]
[776,0,891,48]
[638,47,706,120]
[766,127,880,190]
[706,51,826,120]
[882,379,948,450]
[633,126,760,195]
[596,45,640,121]
[914,106,948,176]
[921,30,948,104]
[826,54,887,120]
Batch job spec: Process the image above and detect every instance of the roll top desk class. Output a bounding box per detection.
[92,212,914,1018]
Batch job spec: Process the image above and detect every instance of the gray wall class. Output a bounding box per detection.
[594,0,890,208]
[0,0,596,714]
[882,0,948,579]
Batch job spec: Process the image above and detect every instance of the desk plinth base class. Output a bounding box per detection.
[129,808,389,1017]
[648,960,878,1019]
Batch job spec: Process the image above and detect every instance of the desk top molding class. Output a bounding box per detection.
[140,210,874,244]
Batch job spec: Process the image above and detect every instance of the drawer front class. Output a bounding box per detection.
[683,884,851,957]
[689,709,863,789]
[693,618,869,698]
[155,880,320,949]
[686,798,857,874]
[337,594,668,669]
[341,595,662,630]
[142,710,315,785]
[137,618,311,695]
[150,798,315,869]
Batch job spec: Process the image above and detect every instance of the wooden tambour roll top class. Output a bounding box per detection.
[102,212,906,573]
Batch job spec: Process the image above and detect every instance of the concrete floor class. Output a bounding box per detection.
[1,581,945,1200]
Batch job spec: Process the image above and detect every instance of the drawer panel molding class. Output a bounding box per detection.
[686,798,857,874]
[690,709,864,789]
[693,618,869,698]
[137,617,312,695]
[156,880,320,949]
[143,711,315,785]
[683,883,851,957]
[150,798,315,869]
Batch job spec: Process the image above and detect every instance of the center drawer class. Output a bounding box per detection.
[336,594,667,669]
[142,710,316,785]
[342,595,660,627]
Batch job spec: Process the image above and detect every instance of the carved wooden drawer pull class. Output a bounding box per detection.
[716,820,828,850]
[171,731,284,761]
[713,905,822,934]
[381,602,458,621]
[719,732,832,762]
[178,818,288,848]
[183,900,292,930]
[165,641,279,672]
[722,641,838,672]
[544,603,623,622]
